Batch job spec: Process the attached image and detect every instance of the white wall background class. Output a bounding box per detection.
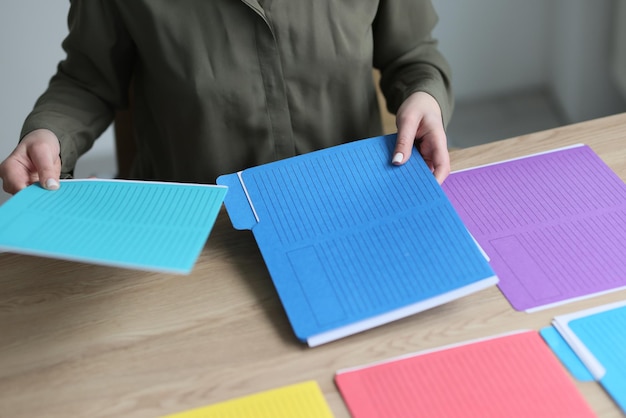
[1,0,625,205]
[433,0,626,119]
[433,0,553,100]
[0,0,115,205]
[549,0,626,122]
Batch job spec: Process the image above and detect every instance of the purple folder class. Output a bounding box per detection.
[442,144,626,311]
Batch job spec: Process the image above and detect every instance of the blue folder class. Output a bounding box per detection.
[541,300,626,413]
[217,134,498,346]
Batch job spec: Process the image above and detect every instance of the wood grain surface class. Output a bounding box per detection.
[1,113,625,417]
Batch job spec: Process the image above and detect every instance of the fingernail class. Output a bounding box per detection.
[392,152,404,164]
[45,178,60,190]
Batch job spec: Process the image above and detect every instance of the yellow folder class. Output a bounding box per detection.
[163,380,334,418]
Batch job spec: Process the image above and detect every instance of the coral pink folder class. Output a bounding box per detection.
[335,330,595,418]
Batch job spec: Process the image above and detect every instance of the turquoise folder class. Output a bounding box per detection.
[541,300,626,413]
[0,180,227,274]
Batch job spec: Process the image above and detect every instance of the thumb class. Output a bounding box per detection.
[28,138,61,190]
[34,160,61,191]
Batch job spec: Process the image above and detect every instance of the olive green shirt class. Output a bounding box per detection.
[21,0,453,183]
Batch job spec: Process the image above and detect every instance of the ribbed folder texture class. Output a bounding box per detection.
[443,145,626,311]
[218,134,496,345]
[162,381,334,418]
[568,303,626,411]
[336,331,595,418]
[0,180,227,274]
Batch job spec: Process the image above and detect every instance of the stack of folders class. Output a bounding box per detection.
[541,300,626,414]
[217,134,498,346]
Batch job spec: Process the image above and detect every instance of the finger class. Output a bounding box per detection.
[418,128,450,184]
[0,159,32,194]
[392,115,419,165]
[28,141,61,190]
[430,148,451,184]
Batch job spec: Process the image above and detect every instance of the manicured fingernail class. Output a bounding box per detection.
[45,178,59,190]
[392,152,404,164]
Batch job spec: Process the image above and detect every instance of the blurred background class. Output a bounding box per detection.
[1,0,626,204]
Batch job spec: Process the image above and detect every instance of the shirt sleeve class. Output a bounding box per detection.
[372,0,454,127]
[20,0,135,176]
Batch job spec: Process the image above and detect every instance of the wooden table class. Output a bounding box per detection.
[1,113,625,417]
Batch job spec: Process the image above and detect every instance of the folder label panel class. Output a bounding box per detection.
[288,246,346,326]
